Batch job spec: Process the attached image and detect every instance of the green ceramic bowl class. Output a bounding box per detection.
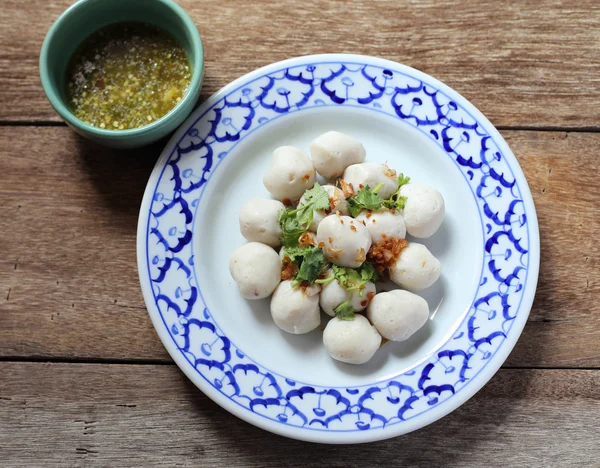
[40,0,204,148]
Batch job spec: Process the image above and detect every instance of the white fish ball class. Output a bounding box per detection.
[263,146,315,202]
[319,270,376,316]
[309,131,366,179]
[239,198,285,248]
[343,163,399,199]
[229,242,281,299]
[323,315,382,365]
[389,242,441,291]
[355,209,406,243]
[270,280,321,334]
[316,215,372,268]
[367,290,429,342]
[399,183,445,238]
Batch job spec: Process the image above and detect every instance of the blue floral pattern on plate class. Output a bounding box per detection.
[138,57,538,440]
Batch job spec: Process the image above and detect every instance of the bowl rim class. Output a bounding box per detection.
[39,0,204,138]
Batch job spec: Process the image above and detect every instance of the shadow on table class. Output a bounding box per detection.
[180,365,536,467]
[74,133,169,232]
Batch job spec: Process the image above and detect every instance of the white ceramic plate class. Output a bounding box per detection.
[137,54,539,443]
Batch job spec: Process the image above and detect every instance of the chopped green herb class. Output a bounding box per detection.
[331,262,378,296]
[301,183,330,211]
[279,207,314,247]
[279,183,329,247]
[347,185,384,217]
[382,174,411,211]
[372,183,384,194]
[283,245,315,262]
[397,174,411,187]
[334,300,356,320]
[315,274,335,285]
[359,262,379,284]
[346,174,412,216]
[381,196,407,211]
[282,245,328,286]
[331,265,361,290]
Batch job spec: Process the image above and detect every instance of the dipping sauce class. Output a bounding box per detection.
[66,22,191,130]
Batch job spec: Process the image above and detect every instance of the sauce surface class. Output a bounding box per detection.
[66,22,191,130]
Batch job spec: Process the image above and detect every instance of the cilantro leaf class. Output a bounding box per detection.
[397,173,410,188]
[331,264,362,289]
[301,182,330,211]
[278,183,329,247]
[359,261,379,283]
[382,173,411,211]
[334,300,356,320]
[282,245,328,286]
[331,262,378,296]
[283,245,314,262]
[346,185,384,217]
[382,196,407,211]
[296,249,326,285]
[279,206,314,247]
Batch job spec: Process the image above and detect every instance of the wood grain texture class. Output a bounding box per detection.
[0,127,598,366]
[501,131,600,367]
[0,363,598,467]
[1,1,599,464]
[2,0,600,127]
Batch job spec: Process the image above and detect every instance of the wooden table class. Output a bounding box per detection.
[1,0,599,466]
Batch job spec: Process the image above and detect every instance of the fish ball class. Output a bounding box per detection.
[343,163,399,199]
[229,242,281,299]
[355,209,406,243]
[263,146,315,202]
[316,215,372,268]
[270,280,321,334]
[309,131,366,179]
[323,315,382,365]
[389,242,441,291]
[239,198,285,247]
[367,290,429,342]
[399,183,445,238]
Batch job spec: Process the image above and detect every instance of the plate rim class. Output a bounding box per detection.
[136,53,540,443]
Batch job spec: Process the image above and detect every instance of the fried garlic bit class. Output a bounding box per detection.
[367,237,409,274]
[338,178,355,198]
[298,231,316,247]
[280,255,297,281]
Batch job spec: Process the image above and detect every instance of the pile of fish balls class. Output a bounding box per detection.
[230,131,445,365]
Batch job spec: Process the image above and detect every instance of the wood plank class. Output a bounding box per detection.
[502,130,600,367]
[0,364,598,467]
[0,127,598,366]
[1,0,600,127]
[0,128,169,361]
